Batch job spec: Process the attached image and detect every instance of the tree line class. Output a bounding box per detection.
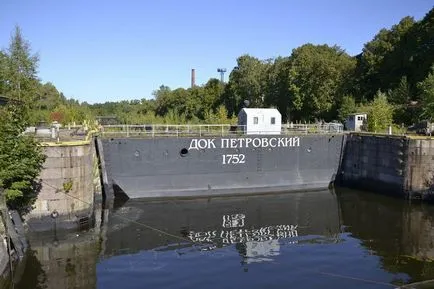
[92,7,434,131]
[2,8,433,131]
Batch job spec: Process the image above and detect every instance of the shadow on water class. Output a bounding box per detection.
[336,187,434,287]
[10,229,100,289]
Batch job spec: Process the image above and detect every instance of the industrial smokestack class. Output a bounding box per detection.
[191,69,196,88]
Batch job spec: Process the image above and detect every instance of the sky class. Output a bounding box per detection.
[0,1,433,104]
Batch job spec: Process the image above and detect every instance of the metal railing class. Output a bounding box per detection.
[98,123,344,138]
[23,126,97,146]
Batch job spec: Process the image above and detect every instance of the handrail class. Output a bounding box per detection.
[98,123,344,138]
[29,123,345,144]
[39,129,98,147]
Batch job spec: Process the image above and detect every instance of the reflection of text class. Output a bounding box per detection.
[188,224,298,244]
[222,214,245,228]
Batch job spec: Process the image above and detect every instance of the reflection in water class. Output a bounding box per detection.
[102,190,341,264]
[187,214,298,264]
[10,188,434,288]
[13,229,100,289]
[336,188,434,285]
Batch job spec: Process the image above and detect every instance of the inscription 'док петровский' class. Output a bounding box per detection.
[188,137,300,150]
[187,137,301,165]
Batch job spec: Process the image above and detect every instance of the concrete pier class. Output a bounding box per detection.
[24,139,101,231]
[339,134,434,201]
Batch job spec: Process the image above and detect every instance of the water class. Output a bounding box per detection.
[7,188,434,289]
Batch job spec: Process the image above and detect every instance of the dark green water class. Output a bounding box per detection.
[6,188,434,289]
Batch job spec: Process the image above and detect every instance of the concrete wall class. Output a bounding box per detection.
[339,134,408,197]
[406,139,434,200]
[339,134,434,201]
[24,140,100,231]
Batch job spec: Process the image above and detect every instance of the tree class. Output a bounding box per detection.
[154,85,177,116]
[387,76,416,124]
[361,91,394,132]
[0,51,8,94]
[405,8,434,88]
[337,95,357,122]
[203,78,224,112]
[0,26,46,211]
[287,44,356,121]
[355,17,415,100]
[3,26,39,103]
[223,55,270,114]
[419,66,434,120]
[264,57,292,121]
[0,104,46,211]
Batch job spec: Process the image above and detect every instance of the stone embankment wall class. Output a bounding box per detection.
[339,134,434,201]
[24,139,101,231]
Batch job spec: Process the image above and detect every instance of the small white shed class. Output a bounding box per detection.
[238,108,282,135]
[345,113,367,132]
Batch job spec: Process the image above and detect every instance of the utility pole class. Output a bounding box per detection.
[217,68,227,83]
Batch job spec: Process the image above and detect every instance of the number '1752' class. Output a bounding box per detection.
[222,154,246,165]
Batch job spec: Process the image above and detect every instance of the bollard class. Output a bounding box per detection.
[388,126,392,135]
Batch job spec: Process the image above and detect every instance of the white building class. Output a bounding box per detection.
[238,108,282,135]
[345,113,367,132]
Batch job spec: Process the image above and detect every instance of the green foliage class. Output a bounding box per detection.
[0,103,46,210]
[355,17,416,100]
[0,26,46,211]
[263,56,292,121]
[338,95,357,122]
[355,8,434,106]
[5,180,29,201]
[2,26,40,103]
[388,76,416,124]
[224,55,270,111]
[287,44,356,121]
[63,179,73,193]
[419,66,434,120]
[202,105,234,124]
[359,91,394,132]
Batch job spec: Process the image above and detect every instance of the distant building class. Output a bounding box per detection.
[345,113,367,132]
[238,108,282,135]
